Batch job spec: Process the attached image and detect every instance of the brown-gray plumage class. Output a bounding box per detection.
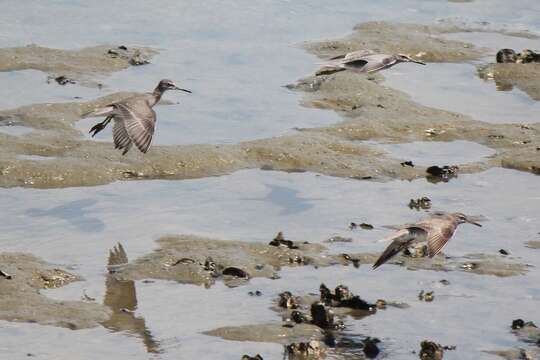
[372,212,482,269]
[316,50,426,76]
[87,79,191,155]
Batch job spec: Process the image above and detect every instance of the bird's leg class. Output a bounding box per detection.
[89,116,112,137]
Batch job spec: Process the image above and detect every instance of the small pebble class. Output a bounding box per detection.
[401,160,414,167]
[241,354,263,360]
[418,290,434,302]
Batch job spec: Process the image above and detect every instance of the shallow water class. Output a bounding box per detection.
[16,154,57,161]
[365,140,496,166]
[0,70,102,109]
[384,61,540,124]
[2,168,539,359]
[2,0,540,143]
[1,1,540,359]
[0,124,33,136]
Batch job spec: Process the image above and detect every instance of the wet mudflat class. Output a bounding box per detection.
[2,167,539,359]
[1,0,540,359]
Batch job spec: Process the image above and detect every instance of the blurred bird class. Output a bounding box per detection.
[316,50,426,76]
[372,212,482,269]
[86,79,191,155]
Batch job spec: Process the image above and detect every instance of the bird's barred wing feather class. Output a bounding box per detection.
[426,222,457,257]
[115,102,156,153]
[415,217,458,257]
[341,49,378,62]
[112,120,132,153]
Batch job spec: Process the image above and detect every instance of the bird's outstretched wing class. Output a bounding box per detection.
[345,54,396,73]
[341,49,377,62]
[426,221,457,257]
[112,120,133,155]
[114,102,156,154]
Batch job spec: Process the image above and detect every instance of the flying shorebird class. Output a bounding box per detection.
[316,49,426,76]
[87,79,191,155]
[372,212,482,269]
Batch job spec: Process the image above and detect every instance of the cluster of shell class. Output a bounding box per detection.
[496,49,540,64]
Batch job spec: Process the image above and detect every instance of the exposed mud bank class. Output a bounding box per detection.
[303,21,486,63]
[478,63,540,101]
[0,252,110,329]
[109,234,527,290]
[1,87,538,188]
[0,22,538,189]
[0,45,157,87]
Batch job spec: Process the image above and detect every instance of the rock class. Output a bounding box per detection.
[204,256,219,277]
[52,75,76,85]
[286,340,325,359]
[269,232,298,249]
[419,340,444,360]
[375,299,387,309]
[418,290,435,302]
[290,310,311,324]
[129,49,151,65]
[401,160,414,167]
[310,302,337,329]
[222,267,249,278]
[363,337,381,359]
[279,291,300,309]
[349,222,374,230]
[426,165,459,182]
[409,197,432,210]
[497,49,518,63]
[242,355,263,360]
[512,319,526,330]
[404,244,429,258]
[516,49,540,64]
[319,283,376,311]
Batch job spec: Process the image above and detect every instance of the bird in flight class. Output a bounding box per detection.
[87,79,191,155]
[372,212,482,269]
[316,49,426,76]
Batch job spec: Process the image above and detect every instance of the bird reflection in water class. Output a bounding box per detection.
[101,243,161,354]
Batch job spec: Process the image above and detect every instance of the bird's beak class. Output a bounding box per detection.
[173,86,192,93]
[411,59,426,65]
[467,219,482,227]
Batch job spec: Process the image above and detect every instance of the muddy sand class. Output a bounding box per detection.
[0,252,110,329]
[0,44,157,87]
[0,22,538,189]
